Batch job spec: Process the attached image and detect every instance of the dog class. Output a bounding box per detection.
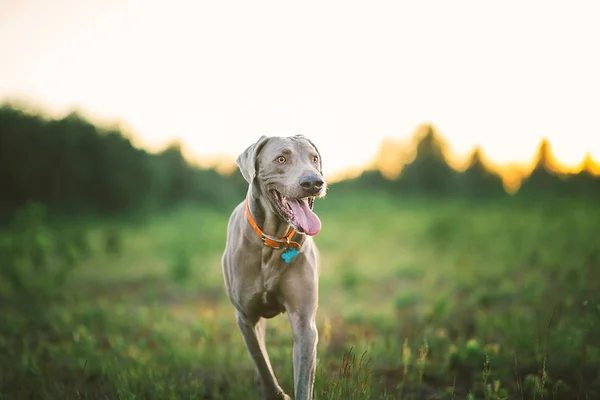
[221,134,326,400]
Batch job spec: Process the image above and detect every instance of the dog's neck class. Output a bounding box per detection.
[247,185,293,240]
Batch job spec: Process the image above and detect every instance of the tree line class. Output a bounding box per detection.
[1,104,598,222]
[0,104,246,223]
[336,124,600,200]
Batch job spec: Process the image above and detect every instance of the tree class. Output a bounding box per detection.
[565,153,600,198]
[518,138,567,198]
[459,146,506,198]
[397,124,457,196]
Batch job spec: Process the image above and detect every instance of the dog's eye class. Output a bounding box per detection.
[312,155,319,163]
[277,156,286,164]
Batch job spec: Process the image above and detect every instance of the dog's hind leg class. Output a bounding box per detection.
[237,312,290,400]
[253,318,268,387]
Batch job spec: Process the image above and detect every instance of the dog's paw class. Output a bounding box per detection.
[270,391,291,400]
[264,390,290,400]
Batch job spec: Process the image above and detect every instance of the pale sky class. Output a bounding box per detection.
[1,0,599,179]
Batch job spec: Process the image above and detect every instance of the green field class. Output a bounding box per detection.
[1,192,599,399]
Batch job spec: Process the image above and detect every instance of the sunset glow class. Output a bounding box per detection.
[2,0,599,185]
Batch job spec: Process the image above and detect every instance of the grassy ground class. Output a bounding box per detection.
[1,193,599,399]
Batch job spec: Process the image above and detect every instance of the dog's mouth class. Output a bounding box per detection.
[272,190,321,236]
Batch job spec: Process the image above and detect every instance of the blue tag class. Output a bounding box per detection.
[281,248,299,264]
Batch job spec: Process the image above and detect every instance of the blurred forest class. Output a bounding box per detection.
[0,104,247,223]
[338,125,600,200]
[1,103,599,223]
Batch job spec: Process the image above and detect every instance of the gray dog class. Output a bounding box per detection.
[222,134,326,400]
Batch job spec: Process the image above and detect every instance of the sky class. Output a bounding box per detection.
[1,0,599,180]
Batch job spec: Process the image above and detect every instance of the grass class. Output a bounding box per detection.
[1,193,599,399]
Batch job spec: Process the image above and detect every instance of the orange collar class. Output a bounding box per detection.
[245,197,301,250]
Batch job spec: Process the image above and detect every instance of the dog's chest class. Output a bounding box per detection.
[260,254,290,292]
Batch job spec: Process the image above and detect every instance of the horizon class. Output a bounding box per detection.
[5,99,598,193]
[1,0,599,184]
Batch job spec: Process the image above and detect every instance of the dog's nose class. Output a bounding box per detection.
[300,175,324,194]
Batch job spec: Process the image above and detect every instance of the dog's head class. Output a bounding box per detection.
[236,134,327,236]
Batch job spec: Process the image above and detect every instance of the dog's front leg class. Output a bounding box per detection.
[236,311,290,400]
[288,312,318,400]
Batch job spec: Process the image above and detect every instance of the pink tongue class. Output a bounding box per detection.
[287,199,321,236]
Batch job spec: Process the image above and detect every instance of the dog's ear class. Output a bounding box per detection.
[236,135,270,184]
[296,134,323,174]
